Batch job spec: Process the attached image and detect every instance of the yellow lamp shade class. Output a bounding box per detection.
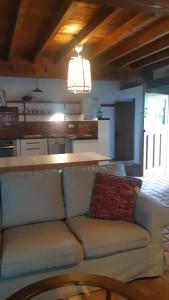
[67,56,91,94]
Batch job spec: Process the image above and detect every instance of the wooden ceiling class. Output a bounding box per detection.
[1,0,169,81]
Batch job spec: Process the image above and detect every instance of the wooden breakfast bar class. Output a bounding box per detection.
[0,152,110,173]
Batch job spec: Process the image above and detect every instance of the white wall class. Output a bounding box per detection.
[0,77,79,102]
[82,80,120,119]
[118,85,144,164]
[0,76,120,124]
[0,77,119,105]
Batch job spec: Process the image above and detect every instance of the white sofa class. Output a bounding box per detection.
[0,163,165,299]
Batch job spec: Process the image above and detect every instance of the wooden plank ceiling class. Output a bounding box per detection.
[0,0,169,81]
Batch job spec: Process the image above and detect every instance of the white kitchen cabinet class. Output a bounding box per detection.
[20,139,48,156]
[72,139,99,153]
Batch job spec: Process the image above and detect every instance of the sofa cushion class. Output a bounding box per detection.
[67,216,150,259]
[1,221,84,278]
[88,174,142,222]
[1,170,65,228]
[63,163,126,219]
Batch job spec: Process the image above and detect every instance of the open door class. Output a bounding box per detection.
[143,93,168,175]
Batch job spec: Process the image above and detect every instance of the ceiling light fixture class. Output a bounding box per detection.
[32,78,43,93]
[67,45,92,94]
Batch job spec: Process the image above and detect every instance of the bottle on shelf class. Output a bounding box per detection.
[97,107,102,120]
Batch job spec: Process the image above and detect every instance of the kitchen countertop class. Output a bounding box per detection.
[0,135,98,140]
[64,135,98,140]
[0,152,110,173]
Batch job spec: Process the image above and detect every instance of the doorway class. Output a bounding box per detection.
[143,93,169,175]
[114,100,135,161]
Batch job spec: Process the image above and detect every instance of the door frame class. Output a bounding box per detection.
[142,91,169,176]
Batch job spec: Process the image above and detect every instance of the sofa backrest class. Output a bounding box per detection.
[63,163,126,219]
[1,169,65,228]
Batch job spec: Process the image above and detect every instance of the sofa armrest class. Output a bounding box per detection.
[135,191,163,243]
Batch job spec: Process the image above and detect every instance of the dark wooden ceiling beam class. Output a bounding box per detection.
[145,56,169,71]
[7,0,29,61]
[130,48,169,69]
[146,76,169,89]
[92,64,143,81]
[99,16,169,65]
[0,58,134,80]
[73,0,169,14]
[86,12,159,59]
[32,0,77,62]
[111,34,169,67]
[54,7,116,64]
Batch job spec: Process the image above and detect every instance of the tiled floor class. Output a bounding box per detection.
[141,172,169,207]
[140,172,169,265]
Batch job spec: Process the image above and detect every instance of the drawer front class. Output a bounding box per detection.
[20,139,47,156]
[21,139,42,148]
[21,147,42,156]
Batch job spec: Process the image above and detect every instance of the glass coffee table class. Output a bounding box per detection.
[7,274,148,300]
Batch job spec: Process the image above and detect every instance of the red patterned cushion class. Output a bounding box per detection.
[88,173,142,222]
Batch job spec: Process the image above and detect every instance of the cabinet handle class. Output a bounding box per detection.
[25,147,40,150]
[25,142,40,145]
[0,146,15,149]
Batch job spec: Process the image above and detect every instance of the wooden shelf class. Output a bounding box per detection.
[18,112,82,116]
[18,113,51,116]
[8,100,80,104]
[8,100,82,121]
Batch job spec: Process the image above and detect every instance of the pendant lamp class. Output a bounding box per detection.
[32,78,43,93]
[67,45,91,94]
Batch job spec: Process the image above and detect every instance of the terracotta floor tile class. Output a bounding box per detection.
[140,171,169,263]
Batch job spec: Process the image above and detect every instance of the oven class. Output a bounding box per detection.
[0,140,17,157]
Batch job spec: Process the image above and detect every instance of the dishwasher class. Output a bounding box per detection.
[48,138,65,154]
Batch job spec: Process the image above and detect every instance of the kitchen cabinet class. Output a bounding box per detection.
[73,139,99,153]
[65,138,99,154]
[20,138,48,156]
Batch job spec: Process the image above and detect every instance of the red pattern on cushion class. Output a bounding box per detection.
[88,173,142,222]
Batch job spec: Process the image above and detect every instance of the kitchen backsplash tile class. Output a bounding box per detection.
[0,121,98,139]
